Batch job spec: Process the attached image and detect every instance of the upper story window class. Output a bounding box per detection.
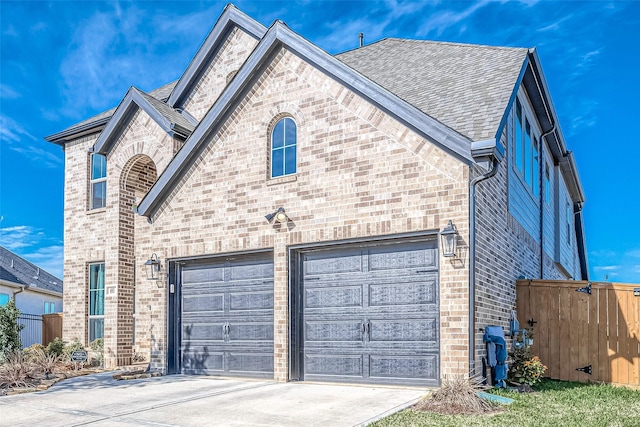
[90,153,107,209]
[513,97,540,198]
[270,117,297,178]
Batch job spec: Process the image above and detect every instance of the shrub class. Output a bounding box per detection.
[23,343,46,361]
[508,336,547,386]
[89,338,104,366]
[46,337,65,358]
[30,348,59,378]
[0,351,34,388]
[413,374,497,415]
[0,299,25,363]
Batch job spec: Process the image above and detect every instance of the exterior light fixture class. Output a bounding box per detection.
[265,207,288,224]
[440,220,458,257]
[144,253,161,280]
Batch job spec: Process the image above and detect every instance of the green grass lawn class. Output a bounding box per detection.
[371,379,640,427]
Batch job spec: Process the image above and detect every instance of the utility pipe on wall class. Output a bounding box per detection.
[469,158,500,374]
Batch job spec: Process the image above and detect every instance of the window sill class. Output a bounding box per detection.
[87,207,107,215]
[267,175,297,186]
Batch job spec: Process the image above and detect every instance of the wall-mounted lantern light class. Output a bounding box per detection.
[144,253,161,280]
[265,207,288,224]
[440,220,458,257]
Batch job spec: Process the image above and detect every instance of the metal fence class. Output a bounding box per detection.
[18,313,43,348]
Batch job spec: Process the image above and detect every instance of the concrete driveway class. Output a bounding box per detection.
[0,372,425,426]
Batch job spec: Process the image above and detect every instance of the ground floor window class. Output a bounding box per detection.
[0,293,9,306]
[89,263,105,341]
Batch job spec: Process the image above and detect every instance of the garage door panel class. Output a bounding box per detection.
[305,354,363,377]
[368,280,436,307]
[305,285,363,309]
[305,319,364,342]
[182,348,224,374]
[182,293,225,313]
[228,352,273,375]
[303,250,363,275]
[369,318,437,342]
[369,354,438,380]
[182,322,226,342]
[229,261,273,281]
[368,243,437,271]
[230,290,273,312]
[228,322,274,342]
[182,266,225,284]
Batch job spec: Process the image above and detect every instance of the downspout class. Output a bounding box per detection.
[12,285,26,300]
[469,158,500,374]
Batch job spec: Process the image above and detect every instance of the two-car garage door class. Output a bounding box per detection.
[176,237,439,386]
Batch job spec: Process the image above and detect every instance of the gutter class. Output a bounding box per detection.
[0,279,62,297]
[468,137,503,374]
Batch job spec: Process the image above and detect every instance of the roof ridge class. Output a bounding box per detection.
[380,37,529,51]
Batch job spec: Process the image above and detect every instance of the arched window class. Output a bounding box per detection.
[271,117,296,178]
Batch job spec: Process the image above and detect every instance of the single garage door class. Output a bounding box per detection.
[180,252,274,378]
[300,239,439,386]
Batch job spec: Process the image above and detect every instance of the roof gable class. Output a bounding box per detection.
[137,21,475,220]
[93,87,196,155]
[167,4,267,109]
[0,246,62,293]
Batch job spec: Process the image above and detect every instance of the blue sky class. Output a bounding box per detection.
[1,0,639,282]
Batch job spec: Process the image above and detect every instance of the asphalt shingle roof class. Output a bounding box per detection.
[138,90,196,132]
[336,38,528,141]
[0,246,63,293]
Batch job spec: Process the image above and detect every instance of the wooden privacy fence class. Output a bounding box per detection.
[516,280,640,387]
[42,313,63,346]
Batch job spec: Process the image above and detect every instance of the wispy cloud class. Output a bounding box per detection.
[0,225,63,279]
[0,84,20,99]
[416,0,492,37]
[0,113,63,168]
[57,4,215,118]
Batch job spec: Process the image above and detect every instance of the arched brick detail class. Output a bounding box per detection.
[104,154,157,367]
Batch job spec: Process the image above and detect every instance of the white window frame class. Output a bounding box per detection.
[90,153,107,209]
[270,117,297,178]
[88,262,105,342]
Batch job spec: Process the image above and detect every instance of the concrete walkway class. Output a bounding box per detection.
[0,372,426,426]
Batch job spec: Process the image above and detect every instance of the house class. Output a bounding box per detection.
[0,246,63,346]
[45,5,587,386]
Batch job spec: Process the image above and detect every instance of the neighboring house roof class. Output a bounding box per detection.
[336,39,529,142]
[0,246,63,294]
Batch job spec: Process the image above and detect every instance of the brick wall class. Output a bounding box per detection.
[63,45,472,378]
[473,105,580,374]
